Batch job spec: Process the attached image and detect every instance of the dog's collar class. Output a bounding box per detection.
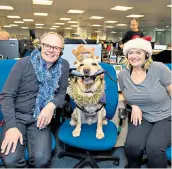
[68,79,105,106]
[76,104,105,116]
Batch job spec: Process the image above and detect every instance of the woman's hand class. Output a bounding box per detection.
[131,105,142,126]
[37,102,56,129]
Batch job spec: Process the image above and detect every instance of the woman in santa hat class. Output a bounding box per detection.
[118,37,171,168]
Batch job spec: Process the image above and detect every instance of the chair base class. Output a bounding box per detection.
[58,150,120,168]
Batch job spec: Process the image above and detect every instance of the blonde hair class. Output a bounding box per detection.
[123,56,153,70]
[40,32,64,47]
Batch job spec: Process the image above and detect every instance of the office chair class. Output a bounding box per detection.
[58,63,120,168]
[0,59,56,165]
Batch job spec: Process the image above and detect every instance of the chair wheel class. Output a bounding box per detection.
[113,160,119,166]
[58,154,63,158]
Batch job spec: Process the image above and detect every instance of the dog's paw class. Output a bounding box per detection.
[72,129,81,137]
[70,120,77,126]
[103,119,108,125]
[96,131,104,139]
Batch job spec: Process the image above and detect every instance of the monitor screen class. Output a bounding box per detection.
[0,40,19,59]
[154,44,167,50]
[62,44,102,68]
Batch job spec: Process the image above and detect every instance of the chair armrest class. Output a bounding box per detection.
[118,108,128,120]
[118,104,132,120]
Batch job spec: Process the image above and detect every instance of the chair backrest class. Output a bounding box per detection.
[165,63,172,70]
[70,63,118,120]
[0,60,17,91]
[99,63,118,119]
[0,59,17,120]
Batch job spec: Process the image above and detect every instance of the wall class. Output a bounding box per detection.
[4,28,30,38]
[2,28,60,39]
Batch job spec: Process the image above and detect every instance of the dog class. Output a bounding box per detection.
[68,58,107,139]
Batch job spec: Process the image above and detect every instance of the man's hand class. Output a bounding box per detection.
[131,105,142,126]
[37,102,56,129]
[1,128,23,155]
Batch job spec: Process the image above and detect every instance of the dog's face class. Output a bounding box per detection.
[76,58,103,92]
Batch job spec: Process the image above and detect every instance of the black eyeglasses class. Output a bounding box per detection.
[41,43,63,52]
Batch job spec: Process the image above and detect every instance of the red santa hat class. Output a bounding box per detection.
[123,37,152,56]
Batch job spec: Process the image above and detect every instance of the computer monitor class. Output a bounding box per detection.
[62,44,102,68]
[154,44,167,50]
[0,40,19,59]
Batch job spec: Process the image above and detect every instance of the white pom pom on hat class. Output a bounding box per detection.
[123,38,152,56]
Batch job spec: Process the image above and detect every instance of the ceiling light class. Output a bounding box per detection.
[167,5,172,7]
[126,14,144,18]
[70,25,78,27]
[55,23,65,25]
[60,18,71,21]
[52,26,60,28]
[9,24,18,26]
[116,24,127,26]
[111,6,133,11]
[35,27,43,29]
[7,16,20,18]
[106,26,115,28]
[14,21,24,23]
[89,16,104,19]
[68,21,78,23]
[67,9,84,13]
[105,20,118,24]
[21,27,28,29]
[35,23,44,26]
[50,28,56,30]
[154,29,165,31]
[111,32,117,33]
[34,13,48,16]
[3,25,11,28]
[91,24,101,27]
[33,0,53,5]
[0,6,14,10]
[65,27,72,29]
[23,19,34,22]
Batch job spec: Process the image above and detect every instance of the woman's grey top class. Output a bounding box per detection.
[0,56,69,130]
[118,62,171,122]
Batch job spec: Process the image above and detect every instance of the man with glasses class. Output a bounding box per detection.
[120,19,144,48]
[0,32,69,167]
